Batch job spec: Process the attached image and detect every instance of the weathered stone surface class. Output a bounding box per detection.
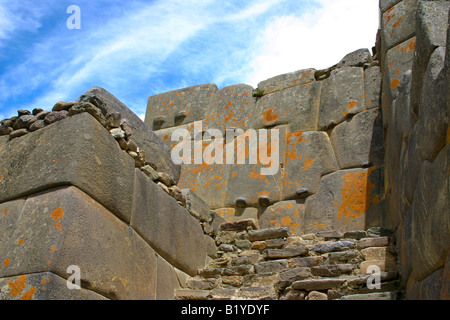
[381,0,417,51]
[338,49,372,68]
[29,120,46,132]
[330,108,384,169]
[411,145,449,281]
[53,101,75,112]
[288,256,323,268]
[0,272,107,300]
[81,86,181,183]
[259,201,305,236]
[318,67,365,130]
[248,82,322,132]
[361,247,396,261]
[307,291,328,300]
[341,291,399,300]
[311,264,355,277]
[360,260,398,274]
[244,273,280,287]
[304,167,385,234]
[312,240,356,254]
[210,288,238,299]
[13,115,34,129]
[357,237,390,249]
[328,250,362,263]
[175,289,210,300]
[220,219,256,232]
[178,163,230,210]
[276,267,312,290]
[182,189,211,223]
[0,113,135,222]
[187,278,220,290]
[131,169,206,277]
[9,129,28,140]
[379,0,402,12]
[254,260,288,274]
[416,47,448,161]
[223,265,254,276]
[156,256,182,300]
[248,227,289,242]
[283,131,339,199]
[364,66,382,109]
[419,268,444,300]
[204,84,254,134]
[214,207,258,224]
[256,69,316,95]
[266,246,308,259]
[239,286,275,299]
[0,186,158,300]
[44,110,69,125]
[344,230,368,240]
[0,126,12,136]
[292,278,346,291]
[410,0,449,120]
[146,83,218,130]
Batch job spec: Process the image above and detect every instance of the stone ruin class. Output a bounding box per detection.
[0,0,448,300]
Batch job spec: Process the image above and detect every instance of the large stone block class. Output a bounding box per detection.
[380,0,402,13]
[283,131,338,200]
[146,83,218,131]
[224,127,286,208]
[259,201,305,236]
[0,272,107,300]
[0,186,158,300]
[411,145,449,281]
[255,69,316,95]
[182,188,211,223]
[156,256,182,300]
[318,67,365,130]
[81,86,181,183]
[382,36,416,124]
[204,84,255,133]
[416,47,448,161]
[131,169,206,277]
[304,167,385,234]
[337,49,372,68]
[0,112,135,223]
[330,108,384,169]
[178,163,230,210]
[214,207,258,224]
[248,82,322,132]
[364,66,382,110]
[381,0,418,51]
[410,0,450,119]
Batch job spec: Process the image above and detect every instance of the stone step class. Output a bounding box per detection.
[340,291,401,300]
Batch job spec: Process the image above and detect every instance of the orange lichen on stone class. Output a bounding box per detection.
[262,108,279,124]
[4,257,10,266]
[8,275,26,297]
[393,17,403,28]
[304,157,314,171]
[337,168,376,222]
[18,238,24,244]
[258,191,270,198]
[391,79,400,89]
[20,287,37,300]
[51,207,64,231]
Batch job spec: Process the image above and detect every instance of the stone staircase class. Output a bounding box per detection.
[175,221,403,300]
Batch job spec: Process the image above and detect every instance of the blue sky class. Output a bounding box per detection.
[0,0,379,121]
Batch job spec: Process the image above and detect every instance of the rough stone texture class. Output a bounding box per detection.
[178,163,231,210]
[156,256,182,300]
[381,0,418,51]
[318,67,365,130]
[283,131,339,199]
[204,84,254,134]
[248,227,289,242]
[259,201,306,236]
[81,86,181,183]
[416,46,448,161]
[0,186,158,300]
[337,49,372,68]
[292,278,346,291]
[411,146,449,281]
[182,189,211,223]
[331,108,384,169]
[364,66,382,110]
[312,241,356,254]
[131,169,207,277]
[304,167,385,234]
[248,82,322,132]
[0,113,135,223]
[146,83,218,131]
[0,272,107,300]
[255,69,316,95]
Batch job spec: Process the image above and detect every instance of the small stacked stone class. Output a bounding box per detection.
[175,225,402,301]
[0,98,186,207]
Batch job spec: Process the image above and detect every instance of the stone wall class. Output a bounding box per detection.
[145,49,385,238]
[0,89,209,300]
[377,0,449,300]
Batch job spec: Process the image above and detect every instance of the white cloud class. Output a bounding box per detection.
[244,0,380,86]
